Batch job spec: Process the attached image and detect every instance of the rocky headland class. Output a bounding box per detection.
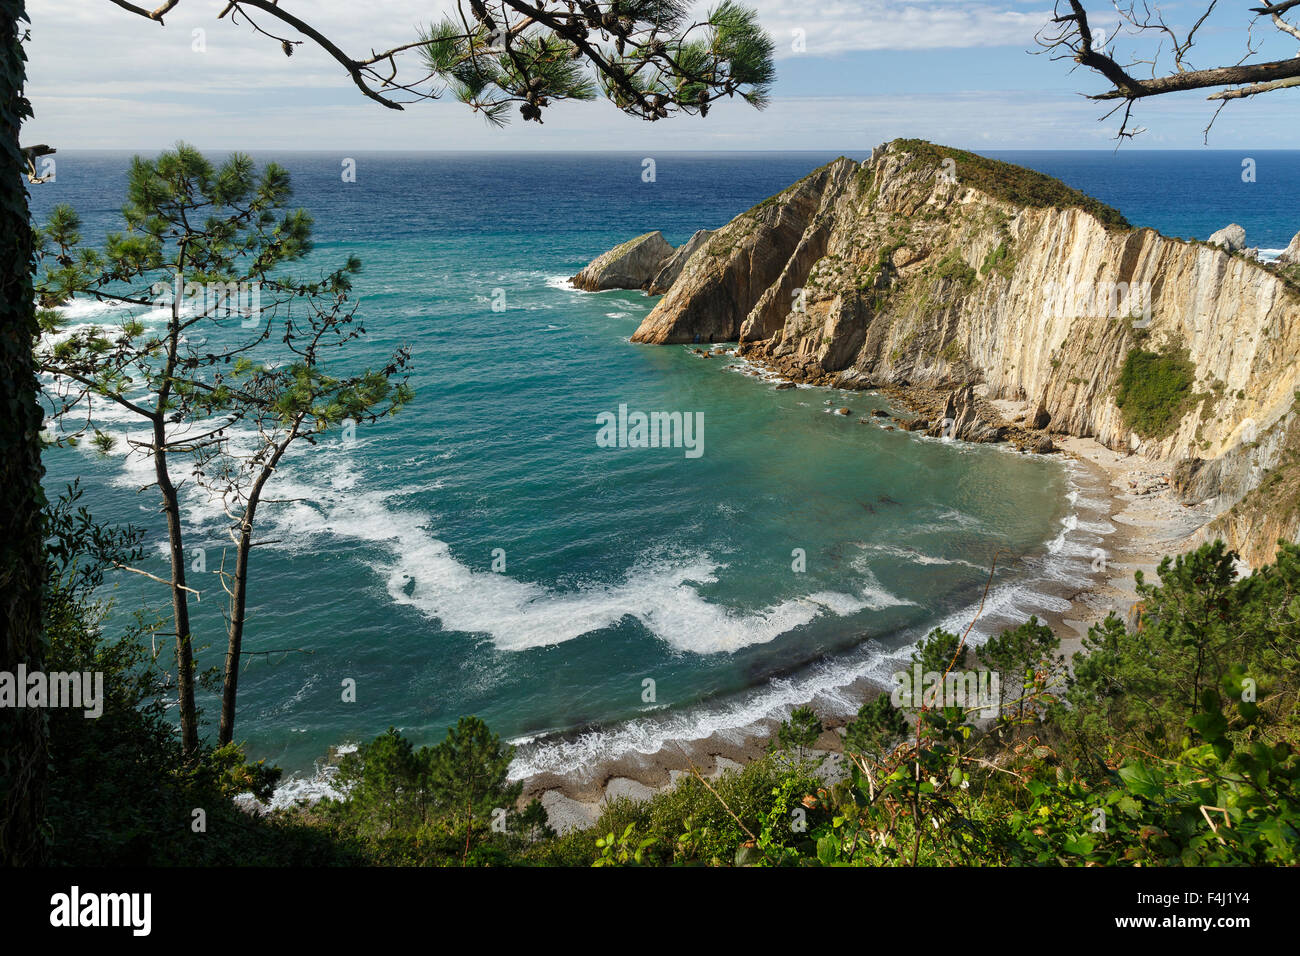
[577,139,1300,568]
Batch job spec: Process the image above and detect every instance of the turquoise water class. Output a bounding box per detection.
[36,150,1290,786]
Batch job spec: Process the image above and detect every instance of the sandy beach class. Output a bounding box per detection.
[521,384,1221,835]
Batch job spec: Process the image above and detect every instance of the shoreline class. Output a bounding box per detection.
[519,370,1218,835]
[253,358,1221,832]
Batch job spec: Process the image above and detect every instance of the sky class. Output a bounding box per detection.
[21,0,1300,151]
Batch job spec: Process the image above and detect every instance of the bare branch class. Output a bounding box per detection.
[105,0,178,23]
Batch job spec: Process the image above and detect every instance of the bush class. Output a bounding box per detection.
[1115,346,1195,438]
[42,488,351,866]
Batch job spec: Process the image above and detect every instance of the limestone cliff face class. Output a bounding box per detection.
[1281,230,1300,266]
[617,140,1300,565]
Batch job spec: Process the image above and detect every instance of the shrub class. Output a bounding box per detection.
[1114,346,1195,438]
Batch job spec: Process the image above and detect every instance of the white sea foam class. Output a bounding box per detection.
[856,542,982,569]
[504,458,1115,785]
[99,433,901,655]
[371,522,895,654]
[507,646,895,780]
[237,763,345,813]
[544,275,586,292]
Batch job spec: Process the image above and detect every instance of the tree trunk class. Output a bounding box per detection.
[153,419,199,757]
[218,430,295,746]
[0,0,48,867]
[218,498,257,747]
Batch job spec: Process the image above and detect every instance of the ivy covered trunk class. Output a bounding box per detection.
[0,0,48,866]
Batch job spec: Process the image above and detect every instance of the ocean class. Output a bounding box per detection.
[30,148,1300,795]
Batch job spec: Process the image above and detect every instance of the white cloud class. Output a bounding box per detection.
[20,1,1294,149]
[26,0,1052,103]
[749,0,1052,57]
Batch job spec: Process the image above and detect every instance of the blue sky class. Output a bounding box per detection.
[22,0,1300,150]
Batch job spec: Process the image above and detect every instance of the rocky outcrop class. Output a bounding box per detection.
[933,384,1005,443]
[1280,229,1300,266]
[630,159,857,344]
[647,229,714,294]
[584,139,1300,565]
[1208,223,1247,253]
[571,231,674,291]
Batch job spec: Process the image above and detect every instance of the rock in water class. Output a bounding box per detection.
[1208,223,1247,253]
[934,385,1004,443]
[1279,229,1300,266]
[1025,434,1056,454]
[570,231,675,291]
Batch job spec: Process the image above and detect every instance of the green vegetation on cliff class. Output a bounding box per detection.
[1115,345,1196,439]
[893,139,1131,231]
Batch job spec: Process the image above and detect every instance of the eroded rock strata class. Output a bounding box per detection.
[575,140,1300,566]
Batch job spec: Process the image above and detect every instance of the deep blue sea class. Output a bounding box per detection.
[30,149,1300,792]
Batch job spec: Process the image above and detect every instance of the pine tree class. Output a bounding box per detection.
[426,716,522,864]
[34,146,412,752]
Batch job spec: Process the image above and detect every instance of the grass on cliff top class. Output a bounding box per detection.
[602,231,662,259]
[893,139,1131,231]
[1115,346,1195,439]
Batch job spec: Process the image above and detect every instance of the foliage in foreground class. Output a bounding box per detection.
[43,485,357,865]
[47,531,1300,866]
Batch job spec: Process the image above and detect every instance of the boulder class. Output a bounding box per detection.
[1171,456,1214,502]
[1279,229,1300,266]
[932,384,1005,443]
[571,231,675,291]
[1030,403,1051,429]
[1025,434,1056,454]
[1208,223,1247,253]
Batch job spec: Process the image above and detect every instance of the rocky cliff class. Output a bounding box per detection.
[581,140,1300,566]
